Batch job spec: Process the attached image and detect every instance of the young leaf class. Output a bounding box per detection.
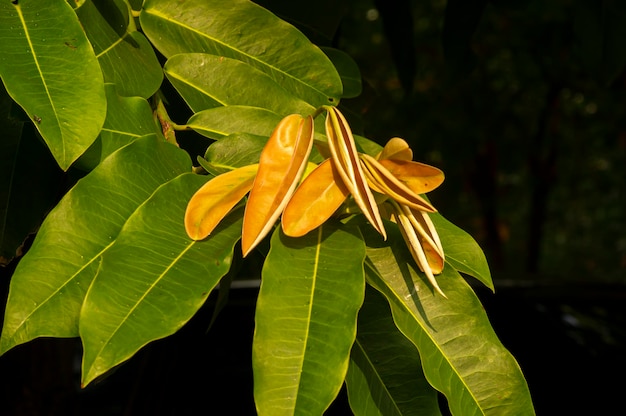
[242,114,314,256]
[0,135,191,354]
[185,164,258,240]
[0,0,106,170]
[282,158,349,237]
[363,226,535,416]
[140,0,342,107]
[80,173,243,386]
[346,287,441,416]
[253,224,366,415]
[325,107,386,238]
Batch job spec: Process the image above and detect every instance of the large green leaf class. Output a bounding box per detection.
[0,0,106,170]
[165,53,314,115]
[188,106,283,140]
[80,173,242,386]
[430,212,493,290]
[346,287,441,416]
[322,47,362,99]
[253,223,366,415]
[363,226,535,416]
[77,83,160,170]
[140,0,342,107]
[0,135,191,354]
[76,0,162,98]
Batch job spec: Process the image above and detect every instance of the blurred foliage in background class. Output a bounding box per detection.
[324,0,626,283]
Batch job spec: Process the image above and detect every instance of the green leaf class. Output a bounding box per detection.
[200,133,268,175]
[140,0,342,107]
[346,287,441,416]
[431,212,493,290]
[188,106,283,140]
[0,0,106,170]
[165,53,314,115]
[253,224,366,415]
[76,0,162,98]
[76,83,160,170]
[322,47,362,99]
[363,226,535,416]
[0,85,64,265]
[80,173,242,386]
[0,135,191,354]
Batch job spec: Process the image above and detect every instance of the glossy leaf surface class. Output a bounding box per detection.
[253,224,365,415]
[76,0,162,98]
[364,226,534,416]
[282,158,349,237]
[0,0,106,170]
[325,107,386,238]
[140,0,342,107]
[165,53,314,115]
[0,135,191,354]
[200,133,267,175]
[188,106,282,140]
[185,165,258,240]
[242,114,314,256]
[81,173,243,385]
[346,287,441,416]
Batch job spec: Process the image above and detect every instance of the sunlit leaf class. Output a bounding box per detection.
[253,224,365,415]
[360,154,436,213]
[0,135,191,354]
[242,114,314,256]
[377,137,413,161]
[81,173,243,386]
[431,213,493,290]
[325,107,386,238]
[282,159,349,237]
[379,159,445,195]
[363,226,534,415]
[76,0,162,98]
[185,165,258,240]
[165,53,314,114]
[140,0,342,107]
[0,0,106,170]
[188,106,282,140]
[199,132,267,176]
[346,287,441,416]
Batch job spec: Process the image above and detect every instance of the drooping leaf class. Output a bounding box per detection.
[140,0,342,107]
[0,86,63,265]
[379,159,445,195]
[188,106,283,140]
[81,173,243,386]
[360,154,436,213]
[199,133,268,176]
[76,0,162,98]
[0,0,106,170]
[253,223,366,415]
[164,53,314,115]
[282,158,349,237]
[363,226,534,416]
[76,83,160,170]
[0,135,191,354]
[242,114,314,256]
[325,107,386,238]
[185,165,258,240]
[431,212,493,290]
[346,287,441,416]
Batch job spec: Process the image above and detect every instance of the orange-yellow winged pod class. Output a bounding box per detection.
[241,114,314,256]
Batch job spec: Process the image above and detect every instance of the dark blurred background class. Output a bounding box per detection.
[1,0,625,414]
